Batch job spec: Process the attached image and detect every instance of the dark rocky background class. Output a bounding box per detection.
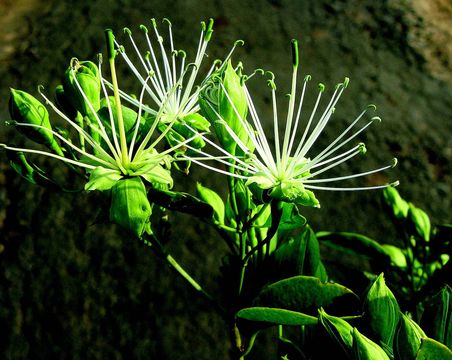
[0,0,450,359]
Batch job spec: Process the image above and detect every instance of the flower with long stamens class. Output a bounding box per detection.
[2,30,204,193]
[189,40,398,207]
[112,18,219,123]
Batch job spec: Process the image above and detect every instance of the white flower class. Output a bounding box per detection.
[111,18,241,125]
[1,30,203,191]
[185,40,398,207]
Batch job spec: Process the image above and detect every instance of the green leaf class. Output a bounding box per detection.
[236,307,318,326]
[317,231,391,270]
[273,225,323,280]
[85,167,122,191]
[421,286,452,348]
[138,164,173,189]
[196,183,225,223]
[110,177,152,238]
[408,204,431,242]
[352,327,390,360]
[363,273,400,356]
[381,244,407,268]
[181,113,211,132]
[253,275,358,316]
[415,338,452,359]
[319,308,354,355]
[395,313,427,360]
[147,187,214,218]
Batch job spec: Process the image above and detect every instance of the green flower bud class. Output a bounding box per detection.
[383,187,409,219]
[109,177,152,238]
[63,59,101,117]
[363,273,400,356]
[199,60,252,155]
[9,88,63,156]
[395,313,426,360]
[352,327,390,360]
[408,204,431,242]
[421,286,452,348]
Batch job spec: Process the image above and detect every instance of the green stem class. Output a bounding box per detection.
[143,234,225,316]
[105,29,129,167]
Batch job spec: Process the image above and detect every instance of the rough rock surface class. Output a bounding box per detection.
[0,0,450,359]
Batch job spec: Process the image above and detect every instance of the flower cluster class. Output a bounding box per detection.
[2,21,398,236]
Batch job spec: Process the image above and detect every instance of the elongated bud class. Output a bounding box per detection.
[109,177,152,238]
[363,273,400,356]
[421,286,452,348]
[199,60,251,155]
[395,313,426,360]
[63,59,101,118]
[352,327,390,360]
[383,187,409,219]
[408,204,431,242]
[318,309,353,355]
[9,88,63,156]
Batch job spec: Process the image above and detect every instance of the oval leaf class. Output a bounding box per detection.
[237,307,317,326]
[253,275,358,316]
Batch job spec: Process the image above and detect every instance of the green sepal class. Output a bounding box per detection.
[352,327,390,360]
[269,180,320,207]
[109,177,152,238]
[63,59,101,118]
[395,313,427,360]
[181,113,211,132]
[85,166,122,191]
[196,183,225,223]
[363,273,400,356]
[9,88,64,156]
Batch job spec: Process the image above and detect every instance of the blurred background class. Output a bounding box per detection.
[0,0,450,358]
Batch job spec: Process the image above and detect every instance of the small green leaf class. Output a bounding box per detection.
[317,232,391,269]
[236,307,318,326]
[253,275,358,316]
[416,338,452,359]
[383,187,409,219]
[395,313,427,360]
[319,308,354,355]
[352,327,390,360]
[196,183,225,223]
[85,167,122,191]
[381,244,407,268]
[408,204,431,242]
[110,177,152,238]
